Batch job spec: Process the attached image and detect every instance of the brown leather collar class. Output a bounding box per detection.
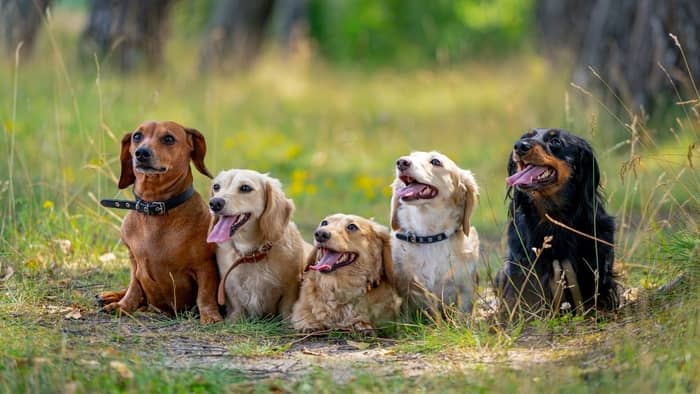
[217,242,272,305]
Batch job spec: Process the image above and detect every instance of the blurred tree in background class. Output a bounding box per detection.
[537,0,700,111]
[0,0,51,58]
[2,0,700,115]
[199,0,306,71]
[78,0,174,72]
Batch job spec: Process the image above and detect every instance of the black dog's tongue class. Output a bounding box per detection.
[506,164,548,186]
[308,251,342,272]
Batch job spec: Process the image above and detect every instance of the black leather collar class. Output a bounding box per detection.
[395,231,449,244]
[100,186,194,216]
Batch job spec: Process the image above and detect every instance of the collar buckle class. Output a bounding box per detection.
[136,200,166,215]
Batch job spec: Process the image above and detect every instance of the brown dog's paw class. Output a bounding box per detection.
[95,290,126,307]
[200,311,223,324]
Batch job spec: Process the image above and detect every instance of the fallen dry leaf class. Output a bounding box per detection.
[99,253,116,263]
[0,262,14,282]
[346,340,371,350]
[77,359,100,369]
[52,239,73,255]
[64,308,82,320]
[109,361,134,380]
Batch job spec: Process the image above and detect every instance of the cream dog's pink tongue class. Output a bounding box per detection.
[398,183,433,200]
[506,165,548,186]
[309,250,342,272]
[207,216,236,243]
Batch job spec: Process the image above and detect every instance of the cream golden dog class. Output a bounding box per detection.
[207,169,311,321]
[390,151,480,315]
[291,214,401,331]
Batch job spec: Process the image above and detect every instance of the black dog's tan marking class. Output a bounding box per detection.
[497,128,618,319]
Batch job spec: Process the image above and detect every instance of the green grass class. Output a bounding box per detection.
[0,7,699,393]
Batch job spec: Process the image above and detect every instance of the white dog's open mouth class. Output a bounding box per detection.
[207,213,251,243]
[397,175,438,201]
[308,248,358,273]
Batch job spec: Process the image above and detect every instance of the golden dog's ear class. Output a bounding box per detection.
[304,247,318,272]
[389,179,401,231]
[118,132,135,189]
[185,127,213,179]
[375,225,395,285]
[259,178,293,242]
[458,169,479,236]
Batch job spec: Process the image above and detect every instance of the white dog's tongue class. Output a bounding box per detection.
[506,165,548,186]
[309,251,342,272]
[398,183,430,200]
[207,216,236,243]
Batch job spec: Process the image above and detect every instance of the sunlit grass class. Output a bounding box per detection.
[0,6,697,392]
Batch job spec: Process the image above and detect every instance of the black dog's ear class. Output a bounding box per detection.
[574,138,601,205]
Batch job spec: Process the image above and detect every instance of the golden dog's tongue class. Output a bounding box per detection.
[207,216,236,243]
[309,251,342,272]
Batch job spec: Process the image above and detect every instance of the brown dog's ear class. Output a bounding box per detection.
[118,132,135,189]
[259,178,293,242]
[389,179,401,231]
[185,127,213,179]
[304,247,318,272]
[459,170,479,236]
[376,226,395,285]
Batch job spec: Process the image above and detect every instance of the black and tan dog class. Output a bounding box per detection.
[496,128,618,319]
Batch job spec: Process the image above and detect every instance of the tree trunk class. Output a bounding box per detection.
[0,0,51,59]
[79,0,174,72]
[536,0,700,112]
[199,0,307,72]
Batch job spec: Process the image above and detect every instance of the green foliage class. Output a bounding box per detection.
[308,0,535,66]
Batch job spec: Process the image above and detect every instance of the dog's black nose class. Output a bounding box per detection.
[135,147,152,162]
[396,158,412,171]
[209,197,225,213]
[514,140,531,154]
[314,229,331,243]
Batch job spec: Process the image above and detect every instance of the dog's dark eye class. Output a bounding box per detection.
[320,220,328,226]
[162,135,176,145]
[132,132,143,142]
[430,158,443,167]
[212,183,220,192]
[346,223,358,232]
[549,137,562,147]
[239,184,253,193]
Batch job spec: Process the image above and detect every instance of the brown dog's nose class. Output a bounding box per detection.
[514,140,532,155]
[135,147,152,162]
[209,197,225,213]
[314,229,331,243]
[396,158,411,171]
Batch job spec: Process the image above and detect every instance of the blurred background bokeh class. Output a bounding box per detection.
[1,0,698,280]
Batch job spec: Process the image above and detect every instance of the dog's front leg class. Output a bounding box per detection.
[195,262,223,324]
[102,248,144,314]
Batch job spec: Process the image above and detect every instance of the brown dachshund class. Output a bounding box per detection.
[98,121,223,323]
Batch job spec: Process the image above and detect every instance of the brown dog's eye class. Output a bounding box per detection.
[132,132,143,142]
[162,135,176,145]
[212,183,220,192]
[346,223,358,232]
[320,220,328,226]
[430,158,443,167]
[549,137,562,147]
[239,184,253,193]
